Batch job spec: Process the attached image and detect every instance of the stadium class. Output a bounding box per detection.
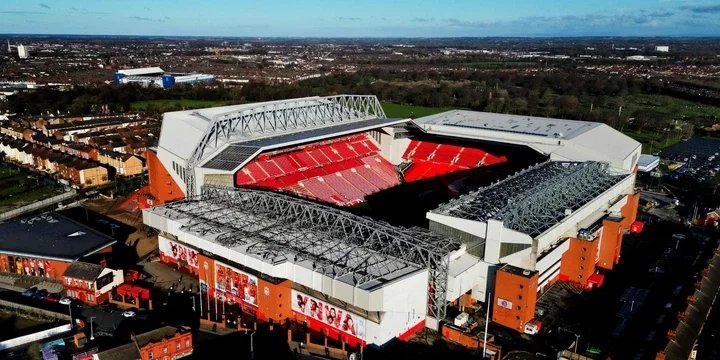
[138,95,642,347]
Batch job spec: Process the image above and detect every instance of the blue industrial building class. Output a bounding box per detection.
[114,67,214,88]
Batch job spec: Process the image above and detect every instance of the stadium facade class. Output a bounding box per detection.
[140,95,641,346]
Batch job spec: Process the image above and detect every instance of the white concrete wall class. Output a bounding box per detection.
[96,268,124,296]
[446,259,491,301]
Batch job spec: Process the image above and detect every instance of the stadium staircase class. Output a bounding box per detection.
[400,140,508,182]
[236,134,400,206]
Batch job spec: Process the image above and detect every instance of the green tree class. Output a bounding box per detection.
[26,342,42,360]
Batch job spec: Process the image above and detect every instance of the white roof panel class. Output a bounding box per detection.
[413,110,641,171]
[117,67,164,76]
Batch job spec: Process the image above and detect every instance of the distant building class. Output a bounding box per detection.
[62,261,123,305]
[93,326,193,360]
[17,44,28,59]
[114,67,214,88]
[655,46,670,53]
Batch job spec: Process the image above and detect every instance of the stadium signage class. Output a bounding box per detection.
[497,298,513,309]
[292,289,366,340]
[214,261,258,307]
[159,236,199,269]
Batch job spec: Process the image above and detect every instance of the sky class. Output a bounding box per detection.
[1,0,719,37]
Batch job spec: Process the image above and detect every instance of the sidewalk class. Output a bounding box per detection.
[288,340,350,360]
[198,320,239,335]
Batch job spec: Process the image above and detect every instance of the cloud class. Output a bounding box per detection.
[129,16,165,22]
[679,5,720,13]
[411,17,435,23]
[69,7,78,11]
[337,17,362,21]
[0,10,47,15]
[443,18,492,28]
[39,3,51,9]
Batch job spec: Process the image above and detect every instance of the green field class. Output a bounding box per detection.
[381,102,453,118]
[131,99,228,110]
[0,167,64,211]
[602,93,720,119]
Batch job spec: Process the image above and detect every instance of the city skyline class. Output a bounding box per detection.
[1,0,719,37]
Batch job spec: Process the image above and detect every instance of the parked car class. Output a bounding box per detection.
[59,297,73,306]
[22,287,38,297]
[122,307,138,318]
[45,293,61,303]
[33,289,49,300]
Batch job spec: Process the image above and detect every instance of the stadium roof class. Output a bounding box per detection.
[147,187,460,289]
[159,95,390,165]
[413,110,641,171]
[432,161,632,237]
[0,213,117,262]
[201,117,407,171]
[117,67,164,76]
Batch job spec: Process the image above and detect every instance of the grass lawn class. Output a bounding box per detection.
[131,99,228,110]
[381,102,454,119]
[621,129,682,153]
[0,167,64,211]
[605,93,720,119]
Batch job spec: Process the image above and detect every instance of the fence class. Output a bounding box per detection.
[0,190,77,221]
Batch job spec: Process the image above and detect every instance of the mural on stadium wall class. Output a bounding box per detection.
[214,262,258,307]
[292,289,366,340]
[158,236,199,269]
[0,255,55,278]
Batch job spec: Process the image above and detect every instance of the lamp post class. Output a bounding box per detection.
[250,330,255,360]
[89,316,96,341]
[203,261,209,319]
[574,334,580,354]
[68,303,73,326]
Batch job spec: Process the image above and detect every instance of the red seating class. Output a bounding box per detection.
[279,172,306,187]
[401,140,509,182]
[292,152,318,168]
[356,165,393,189]
[332,144,357,159]
[236,169,256,185]
[319,146,343,162]
[234,133,398,206]
[301,178,338,202]
[273,155,299,173]
[258,160,284,178]
[323,175,365,202]
[308,150,331,165]
[342,169,379,194]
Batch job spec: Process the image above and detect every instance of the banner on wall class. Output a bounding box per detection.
[214,262,258,307]
[291,289,366,340]
[497,298,513,310]
[159,237,199,269]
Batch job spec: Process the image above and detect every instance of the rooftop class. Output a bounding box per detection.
[0,213,117,262]
[147,187,460,290]
[62,261,103,280]
[499,264,538,278]
[117,67,164,76]
[414,110,600,139]
[432,161,631,237]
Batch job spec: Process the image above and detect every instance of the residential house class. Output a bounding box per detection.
[93,326,193,360]
[61,261,123,305]
[98,150,144,176]
[77,163,109,186]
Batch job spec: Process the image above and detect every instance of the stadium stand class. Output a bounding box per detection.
[401,140,509,181]
[235,133,400,205]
